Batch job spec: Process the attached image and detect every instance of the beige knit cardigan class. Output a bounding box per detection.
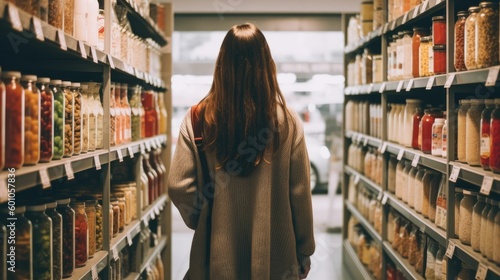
[168,107,315,280]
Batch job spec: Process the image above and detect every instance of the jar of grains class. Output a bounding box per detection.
[61,81,74,157]
[490,98,500,173]
[395,159,406,199]
[85,200,96,258]
[50,80,65,160]
[37,78,53,162]
[458,99,471,162]
[414,167,426,214]
[48,0,63,29]
[465,6,480,70]
[454,11,467,71]
[466,99,485,166]
[45,201,62,280]
[1,71,24,169]
[480,99,495,170]
[476,2,499,69]
[454,188,464,238]
[56,198,74,277]
[71,83,82,155]
[486,200,499,261]
[433,45,446,75]
[432,118,445,156]
[408,166,419,209]
[64,0,74,35]
[480,198,493,256]
[21,75,40,165]
[471,195,487,251]
[413,28,429,78]
[419,36,431,77]
[459,190,477,245]
[422,169,435,219]
[432,16,446,45]
[25,204,52,280]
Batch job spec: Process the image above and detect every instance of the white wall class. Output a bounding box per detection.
[166,0,362,14]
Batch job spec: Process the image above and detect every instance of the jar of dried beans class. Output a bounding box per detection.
[37,77,53,162]
[458,99,471,162]
[490,98,500,173]
[465,6,480,70]
[466,99,485,166]
[454,11,467,71]
[472,195,487,251]
[476,2,499,69]
[459,190,477,245]
[70,201,88,267]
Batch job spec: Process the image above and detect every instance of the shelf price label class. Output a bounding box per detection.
[426,76,436,90]
[449,166,461,183]
[379,142,388,154]
[94,155,101,170]
[31,17,44,41]
[90,47,98,63]
[476,263,488,280]
[444,73,456,88]
[413,6,420,18]
[397,149,405,161]
[150,211,155,220]
[445,240,456,259]
[151,140,158,149]
[411,154,420,167]
[57,29,67,50]
[7,4,22,32]
[64,162,74,180]
[128,146,134,158]
[126,232,133,245]
[354,175,360,185]
[140,143,146,154]
[107,54,115,69]
[367,83,374,93]
[379,82,387,93]
[117,149,124,162]
[480,176,494,196]
[363,137,369,147]
[391,20,397,31]
[78,40,87,59]
[39,169,51,189]
[382,194,389,205]
[485,67,500,87]
[146,141,152,152]
[402,12,409,24]
[406,79,414,92]
[420,225,426,233]
[421,0,429,13]
[112,248,119,261]
[377,192,383,201]
[396,80,404,92]
[91,266,98,280]
[154,207,160,216]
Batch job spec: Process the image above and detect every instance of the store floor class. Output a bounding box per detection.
[171,171,354,279]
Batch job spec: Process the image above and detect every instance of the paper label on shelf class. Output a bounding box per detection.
[485,67,500,87]
[420,225,425,233]
[78,40,87,59]
[156,138,162,148]
[377,192,383,201]
[396,80,404,92]
[382,194,389,205]
[367,83,374,93]
[90,47,98,63]
[402,12,409,24]
[354,175,361,185]
[7,4,22,32]
[476,264,488,280]
[64,162,74,180]
[445,241,456,258]
[126,233,133,245]
[112,248,119,261]
[107,54,115,69]
[151,140,158,149]
[397,149,405,160]
[154,207,160,216]
[444,73,456,88]
[413,6,420,18]
[94,155,101,170]
[363,137,369,147]
[391,20,397,31]
[134,68,140,79]
[150,211,155,220]
[411,154,420,167]
[128,146,134,158]
[480,176,494,196]
[32,17,44,41]
[449,166,460,182]
[57,29,67,50]
[421,0,429,13]
[426,76,436,90]
[0,180,7,203]
[380,142,388,154]
[382,24,389,34]
[406,79,414,91]
[91,266,98,280]
[117,149,123,162]
[39,169,51,189]
[379,82,386,93]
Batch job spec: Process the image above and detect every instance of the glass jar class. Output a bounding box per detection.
[92,83,104,149]
[458,99,471,162]
[432,118,445,157]
[80,84,89,153]
[420,108,444,154]
[454,188,464,238]
[115,84,124,145]
[403,100,421,147]
[490,98,500,173]
[114,182,137,220]
[428,173,442,223]
[21,75,40,165]
[432,16,446,45]
[428,37,434,76]
[361,49,372,85]
[422,169,435,218]
[50,80,65,160]
[45,201,62,280]
[414,167,425,213]
[459,190,477,245]
[56,198,74,277]
[480,199,493,256]
[71,83,82,155]
[94,200,103,251]
[2,206,32,279]
[419,36,431,77]
[442,120,448,158]
[110,199,120,237]
[433,45,446,75]
[38,77,54,162]
[85,200,96,258]
[388,155,398,193]
[48,0,63,29]
[486,200,499,261]
[454,11,467,71]
[109,83,117,147]
[120,84,132,143]
[130,85,142,141]
[395,159,405,199]
[412,28,429,78]
[476,2,499,69]
[466,99,485,166]
[25,204,52,279]
[396,31,404,80]
[494,203,500,265]
[64,0,74,35]
[112,190,129,226]
[480,99,495,170]
[84,83,96,152]
[158,92,168,135]
[402,30,413,79]
[465,6,480,70]
[472,195,487,251]
[2,71,24,168]
[412,108,424,150]
[407,166,418,208]
[457,262,475,280]
[402,161,412,203]
[61,81,74,157]
[70,201,88,267]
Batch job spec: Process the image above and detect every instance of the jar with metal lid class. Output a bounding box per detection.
[465,6,480,70]
[404,99,422,147]
[71,83,82,155]
[455,11,468,71]
[476,2,499,69]
[490,98,500,173]
[454,188,464,238]
[80,84,89,153]
[25,204,52,279]
[112,190,130,225]
[407,166,418,208]
[471,195,487,251]
[412,108,424,150]
[458,99,471,162]
[412,28,429,78]
[432,118,445,156]
[1,71,24,168]
[433,45,446,75]
[486,200,499,261]
[466,99,485,166]
[50,80,64,160]
[480,198,493,256]
[361,49,373,85]
[421,108,444,154]
[37,77,54,162]
[85,200,96,258]
[45,201,62,280]
[480,99,495,170]
[111,198,122,235]
[70,201,88,267]
[21,75,40,165]
[121,84,132,143]
[56,198,74,277]
[62,81,74,157]
[396,31,404,80]
[432,16,446,45]
[459,190,477,245]
[422,169,435,218]
[494,203,500,264]
[419,36,431,77]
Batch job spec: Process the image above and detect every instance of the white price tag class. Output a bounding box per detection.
[382,194,389,205]
[445,241,456,258]
[117,149,123,162]
[421,0,429,13]
[90,47,98,63]
[426,76,436,90]
[435,0,442,4]
[420,225,426,233]
[39,169,51,189]
[146,141,152,152]
[150,211,155,220]
[64,162,74,180]
[480,176,494,196]
[128,146,134,158]
[476,263,488,280]
[354,175,361,185]
[78,41,87,59]
[449,166,461,183]
[57,29,67,50]
[412,154,420,167]
[156,139,162,148]
[94,155,101,170]
[485,67,500,87]
[444,73,456,88]
[382,23,389,34]
[377,192,383,201]
[368,83,374,93]
[363,137,369,147]
[154,207,160,215]
[406,79,414,91]
[151,140,158,149]
[32,17,44,41]
[378,27,383,36]
[380,142,388,154]
[396,80,404,92]
[126,233,133,245]
[413,6,420,18]
[0,180,7,203]
[112,248,119,260]
[397,149,405,160]
[391,20,397,31]
[379,82,387,93]
[402,12,409,24]
[7,4,22,32]
[91,266,98,280]
[107,54,115,69]
[134,68,141,79]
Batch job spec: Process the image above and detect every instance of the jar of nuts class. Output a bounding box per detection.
[80,84,89,153]
[71,83,82,155]
[61,81,74,157]
[454,11,468,71]
[21,75,41,165]
[465,6,481,70]
[476,2,499,69]
[91,83,104,149]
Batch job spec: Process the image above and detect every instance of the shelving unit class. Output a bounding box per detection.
[0,0,173,278]
[342,0,500,279]
[346,200,383,243]
[342,240,376,280]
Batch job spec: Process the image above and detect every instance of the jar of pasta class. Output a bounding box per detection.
[465,6,480,70]
[21,75,40,165]
[476,2,499,69]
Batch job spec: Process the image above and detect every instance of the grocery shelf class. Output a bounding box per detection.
[383,241,425,280]
[385,142,448,174]
[118,0,167,46]
[140,236,168,273]
[342,240,375,280]
[142,194,168,225]
[345,131,383,150]
[344,166,383,195]
[449,162,500,195]
[450,239,500,280]
[110,219,141,253]
[109,135,168,162]
[385,193,447,246]
[452,67,500,86]
[70,250,108,280]
[345,200,382,243]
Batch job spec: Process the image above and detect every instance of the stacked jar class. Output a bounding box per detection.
[490,99,500,173]
[454,11,468,71]
[432,16,446,75]
[38,78,53,162]
[25,204,52,279]
[21,75,40,165]
[51,80,65,160]
[412,28,430,78]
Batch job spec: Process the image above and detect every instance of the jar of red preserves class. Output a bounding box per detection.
[412,28,430,78]
[70,201,88,267]
[0,67,5,170]
[480,99,495,170]
[433,45,446,75]
[142,90,157,137]
[420,108,444,154]
[56,198,74,278]
[490,98,500,173]
[2,71,24,168]
[432,16,446,45]
[412,107,424,150]
[37,77,53,162]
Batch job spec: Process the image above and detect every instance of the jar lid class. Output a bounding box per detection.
[413,27,428,32]
[433,45,446,51]
[71,82,81,87]
[1,71,21,79]
[26,204,46,211]
[457,11,468,17]
[37,77,50,83]
[470,99,484,104]
[21,75,37,81]
[56,197,71,205]
[463,189,478,196]
[403,30,412,35]
[468,6,480,13]
[435,118,445,123]
[460,99,471,105]
[373,55,382,60]
[432,16,445,21]
[420,36,430,42]
[50,79,62,85]
[45,201,57,209]
[398,31,405,36]
[81,84,88,90]
[406,99,422,104]
[485,99,495,105]
[61,81,72,87]
[479,2,496,8]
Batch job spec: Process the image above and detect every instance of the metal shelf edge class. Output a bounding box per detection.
[342,240,375,280]
[383,241,425,280]
[139,236,168,273]
[344,166,383,195]
[110,220,141,252]
[70,250,108,280]
[345,200,382,242]
[451,239,500,280]
[449,162,500,195]
[385,143,447,173]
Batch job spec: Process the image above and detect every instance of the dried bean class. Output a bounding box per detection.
[454,13,466,71]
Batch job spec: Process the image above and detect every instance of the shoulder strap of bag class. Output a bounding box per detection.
[191,104,211,187]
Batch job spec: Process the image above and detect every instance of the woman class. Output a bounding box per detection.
[168,23,315,280]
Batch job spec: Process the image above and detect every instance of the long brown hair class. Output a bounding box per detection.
[199,23,291,176]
